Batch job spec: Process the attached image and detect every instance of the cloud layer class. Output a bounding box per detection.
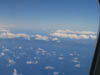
[50,29,96,40]
[0,29,97,40]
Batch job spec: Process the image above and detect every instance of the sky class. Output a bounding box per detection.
[0,0,99,33]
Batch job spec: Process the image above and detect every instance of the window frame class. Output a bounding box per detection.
[90,0,100,75]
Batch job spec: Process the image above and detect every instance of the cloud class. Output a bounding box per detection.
[0,32,49,41]
[53,72,59,75]
[50,32,89,39]
[8,59,16,65]
[50,29,97,40]
[0,52,5,56]
[72,57,80,63]
[90,35,96,39]
[13,69,22,75]
[15,33,30,40]
[52,38,58,41]
[74,64,81,68]
[50,33,67,38]
[0,29,97,40]
[32,34,49,41]
[36,48,48,56]
[13,69,17,75]
[56,29,96,35]
[33,60,39,64]
[58,56,64,60]
[0,32,30,40]
[45,66,55,70]
[26,61,33,64]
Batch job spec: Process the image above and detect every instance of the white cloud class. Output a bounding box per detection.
[0,29,97,40]
[36,48,48,56]
[32,34,49,41]
[50,29,97,40]
[13,69,22,75]
[72,57,80,63]
[50,33,68,38]
[33,60,39,64]
[56,29,96,35]
[13,69,18,75]
[26,61,33,64]
[3,48,10,52]
[53,72,59,75]
[0,33,16,38]
[0,32,30,40]
[58,56,64,60]
[50,32,90,39]
[45,66,55,70]
[78,35,89,39]
[52,38,58,41]
[8,59,15,65]
[26,60,39,65]
[0,32,48,41]
[15,33,30,40]
[69,53,74,56]
[0,52,5,56]
[74,64,81,68]
[90,35,97,39]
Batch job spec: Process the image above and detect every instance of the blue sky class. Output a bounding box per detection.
[0,0,99,32]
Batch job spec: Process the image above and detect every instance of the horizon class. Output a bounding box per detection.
[0,0,99,33]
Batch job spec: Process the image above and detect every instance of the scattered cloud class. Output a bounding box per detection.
[69,53,74,56]
[72,57,80,63]
[0,52,5,56]
[58,56,64,60]
[3,48,10,52]
[45,66,55,70]
[13,69,22,75]
[26,61,33,64]
[26,60,39,65]
[13,69,18,75]
[8,59,16,65]
[36,48,49,56]
[53,72,59,75]
[74,64,81,68]
[33,60,39,64]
